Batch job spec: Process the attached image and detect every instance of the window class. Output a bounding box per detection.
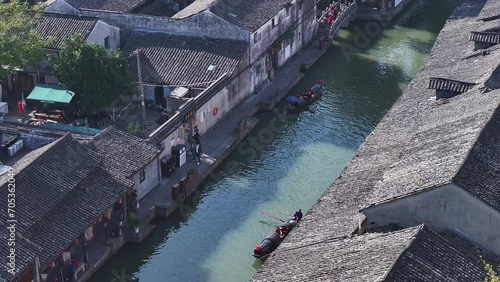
[299,3,302,11]
[104,36,110,49]
[232,84,237,96]
[255,65,261,76]
[254,32,260,43]
[272,18,276,27]
[139,170,145,183]
[38,75,45,83]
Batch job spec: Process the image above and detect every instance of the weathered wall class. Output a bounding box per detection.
[75,9,250,42]
[249,0,316,88]
[194,87,229,136]
[87,21,121,49]
[363,184,500,255]
[158,126,184,160]
[132,157,160,200]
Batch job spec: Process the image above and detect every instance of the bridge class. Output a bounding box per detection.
[313,2,358,42]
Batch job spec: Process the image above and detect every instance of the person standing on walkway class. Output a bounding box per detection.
[193,129,202,164]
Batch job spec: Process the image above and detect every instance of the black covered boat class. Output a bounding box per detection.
[286,80,324,113]
[253,215,300,259]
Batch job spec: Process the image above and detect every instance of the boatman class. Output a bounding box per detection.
[294,209,303,221]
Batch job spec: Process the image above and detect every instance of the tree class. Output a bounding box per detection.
[485,262,500,282]
[51,34,135,113]
[0,0,46,78]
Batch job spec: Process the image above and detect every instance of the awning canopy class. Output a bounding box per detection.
[26,84,75,104]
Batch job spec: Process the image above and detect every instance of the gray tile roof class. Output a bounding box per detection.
[122,31,247,87]
[478,0,500,20]
[172,0,215,19]
[253,0,500,279]
[453,108,500,212]
[209,0,291,32]
[88,127,160,178]
[0,134,132,280]
[387,226,500,282]
[37,12,98,49]
[65,0,146,12]
[0,121,98,141]
[25,166,129,271]
[253,225,500,281]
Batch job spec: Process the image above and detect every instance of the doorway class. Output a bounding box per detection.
[154,86,165,108]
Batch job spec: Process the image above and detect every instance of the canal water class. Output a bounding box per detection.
[92,1,456,281]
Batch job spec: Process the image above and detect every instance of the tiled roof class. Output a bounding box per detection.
[65,0,146,13]
[172,0,215,19]
[0,134,132,279]
[88,127,160,178]
[210,0,291,32]
[254,225,500,281]
[37,12,97,49]
[122,31,247,87]
[0,121,99,141]
[26,166,129,270]
[387,226,500,281]
[453,108,500,211]
[478,0,500,20]
[254,0,500,279]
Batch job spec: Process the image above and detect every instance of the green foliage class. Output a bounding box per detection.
[127,121,140,134]
[127,213,141,228]
[51,34,135,113]
[484,261,500,282]
[0,0,46,77]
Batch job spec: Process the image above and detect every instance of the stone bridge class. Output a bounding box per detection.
[313,2,358,42]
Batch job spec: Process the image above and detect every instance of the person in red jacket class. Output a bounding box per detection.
[328,15,333,25]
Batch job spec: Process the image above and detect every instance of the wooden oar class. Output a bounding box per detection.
[260,211,286,222]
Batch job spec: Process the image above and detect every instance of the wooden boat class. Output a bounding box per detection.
[253,215,300,259]
[286,80,324,113]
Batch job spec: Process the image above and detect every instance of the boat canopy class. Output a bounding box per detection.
[286,96,300,103]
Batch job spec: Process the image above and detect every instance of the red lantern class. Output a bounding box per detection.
[97,216,102,223]
[104,221,108,228]
[73,239,79,245]
[118,197,123,204]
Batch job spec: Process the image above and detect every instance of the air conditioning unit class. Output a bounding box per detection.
[14,140,23,151]
[7,145,16,157]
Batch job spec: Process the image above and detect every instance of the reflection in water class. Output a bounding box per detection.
[91,1,456,281]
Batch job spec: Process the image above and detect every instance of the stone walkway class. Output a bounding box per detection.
[135,41,326,228]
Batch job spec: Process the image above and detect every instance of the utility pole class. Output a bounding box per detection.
[133,49,147,128]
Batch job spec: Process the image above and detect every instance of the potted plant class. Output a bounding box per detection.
[128,213,141,234]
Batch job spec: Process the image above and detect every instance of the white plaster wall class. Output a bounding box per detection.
[79,10,249,42]
[250,2,297,64]
[132,158,160,200]
[194,87,229,135]
[158,127,181,160]
[44,0,80,14]
[363,183,500,255]
[86,21,121,49]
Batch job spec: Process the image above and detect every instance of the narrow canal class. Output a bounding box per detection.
[92,1,456,281]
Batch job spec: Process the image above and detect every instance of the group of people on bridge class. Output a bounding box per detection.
[321,0,355,27]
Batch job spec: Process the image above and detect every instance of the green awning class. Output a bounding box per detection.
[26,84,75,104]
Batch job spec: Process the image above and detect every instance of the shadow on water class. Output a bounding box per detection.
[90,1,457,281]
